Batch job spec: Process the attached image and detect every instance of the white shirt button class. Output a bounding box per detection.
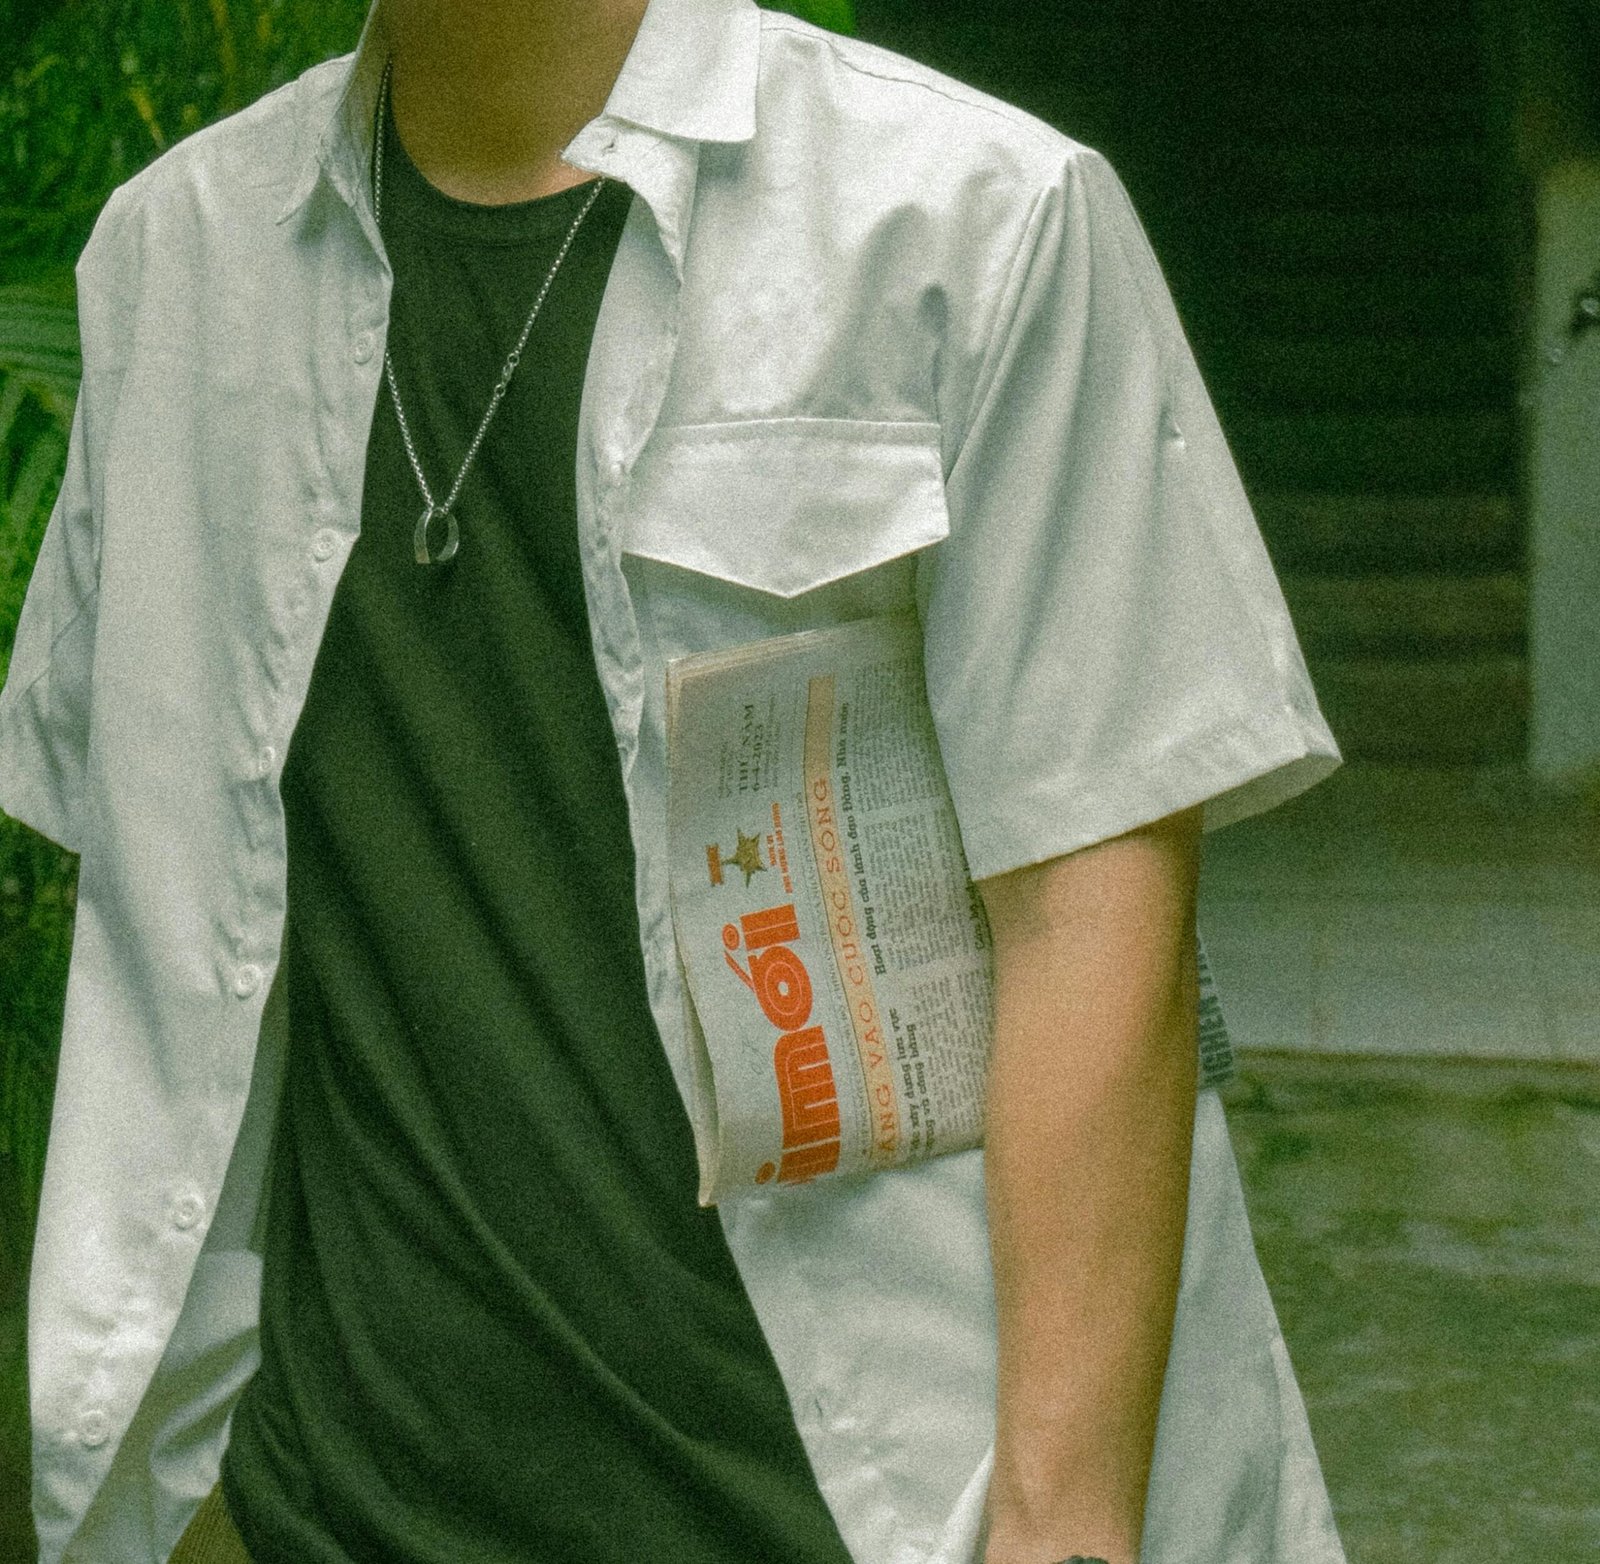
[310,528,340,562]
[170,1191,206,1231]
[256,744,278,780]
[232,964,262,999]
[78,1409,110,1448]
[352,329,375,364]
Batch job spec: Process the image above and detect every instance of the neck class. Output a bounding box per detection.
[380,0,650,203]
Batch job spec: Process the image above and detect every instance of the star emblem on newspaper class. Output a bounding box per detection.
[707,826,767,887]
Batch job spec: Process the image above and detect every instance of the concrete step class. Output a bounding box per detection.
[1218,272,1512,338]
[1253,493,1520,572]
[1309,654,1528,762]
[1210,140,1491,212]
[1227,209,1504,273]
[1214,334,1514,413]
[1225,411,1517,492]
[1220,89,1485,142]
[1281,571,1526,656]
[1202,27,1484,96]
[1193,0,1478,24]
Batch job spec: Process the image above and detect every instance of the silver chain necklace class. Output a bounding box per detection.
[372,54,609,565]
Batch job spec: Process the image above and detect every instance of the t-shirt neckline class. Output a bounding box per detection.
[377,87,607,247]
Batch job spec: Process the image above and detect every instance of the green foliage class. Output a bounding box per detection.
[0,821,75,1207]
[0,278,76,414]
[1,0,373,282]
[769,0,857,34]
[0,279,77,678]
[0,295,78,1556]
[0,292,79,1330]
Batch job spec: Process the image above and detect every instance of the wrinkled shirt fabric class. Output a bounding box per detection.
[0,1,1345,1561]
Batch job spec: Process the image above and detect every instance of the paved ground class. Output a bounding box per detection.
[1224,1051,1600,1564]
[1204,765,1600,1562]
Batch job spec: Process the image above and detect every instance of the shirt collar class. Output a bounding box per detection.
[273,0,761,272]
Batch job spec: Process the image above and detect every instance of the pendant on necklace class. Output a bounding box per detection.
[414,505,460,566]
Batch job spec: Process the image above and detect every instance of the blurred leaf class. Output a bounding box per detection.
[208,0,239,111]
[768,0,857,33]
[125,80,167,151]
[4,422,64,551]
[0,282,75,694]
[0,376,26,449]
[0,282,79,425]
[1,1,374,276]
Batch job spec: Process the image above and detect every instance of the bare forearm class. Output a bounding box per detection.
[983,983,1195,1561]
[977,810,1202,1564]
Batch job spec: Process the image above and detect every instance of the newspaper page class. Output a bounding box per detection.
[666,611,1234,1206]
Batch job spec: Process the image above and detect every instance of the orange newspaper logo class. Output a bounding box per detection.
[775,1027,841,1152]
[722,902,842,1186]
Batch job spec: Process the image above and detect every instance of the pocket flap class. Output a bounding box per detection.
[623,418,949,599]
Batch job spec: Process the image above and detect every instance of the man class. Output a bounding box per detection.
[0,1,1346,1561]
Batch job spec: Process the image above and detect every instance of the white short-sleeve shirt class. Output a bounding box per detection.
[0,2,1344,1560]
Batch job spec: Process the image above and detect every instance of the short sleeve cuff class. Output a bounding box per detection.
[953,705,1341,883]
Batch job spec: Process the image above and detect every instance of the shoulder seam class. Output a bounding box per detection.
[945,177,1054,473]
[757,15,1074,162]
[1081,153,1182,385]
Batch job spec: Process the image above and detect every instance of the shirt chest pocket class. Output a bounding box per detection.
[619,417,950,659]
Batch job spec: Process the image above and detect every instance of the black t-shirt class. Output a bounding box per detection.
[220,90,854,1564]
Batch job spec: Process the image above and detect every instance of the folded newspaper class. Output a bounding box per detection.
[666,611,1235,1206]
